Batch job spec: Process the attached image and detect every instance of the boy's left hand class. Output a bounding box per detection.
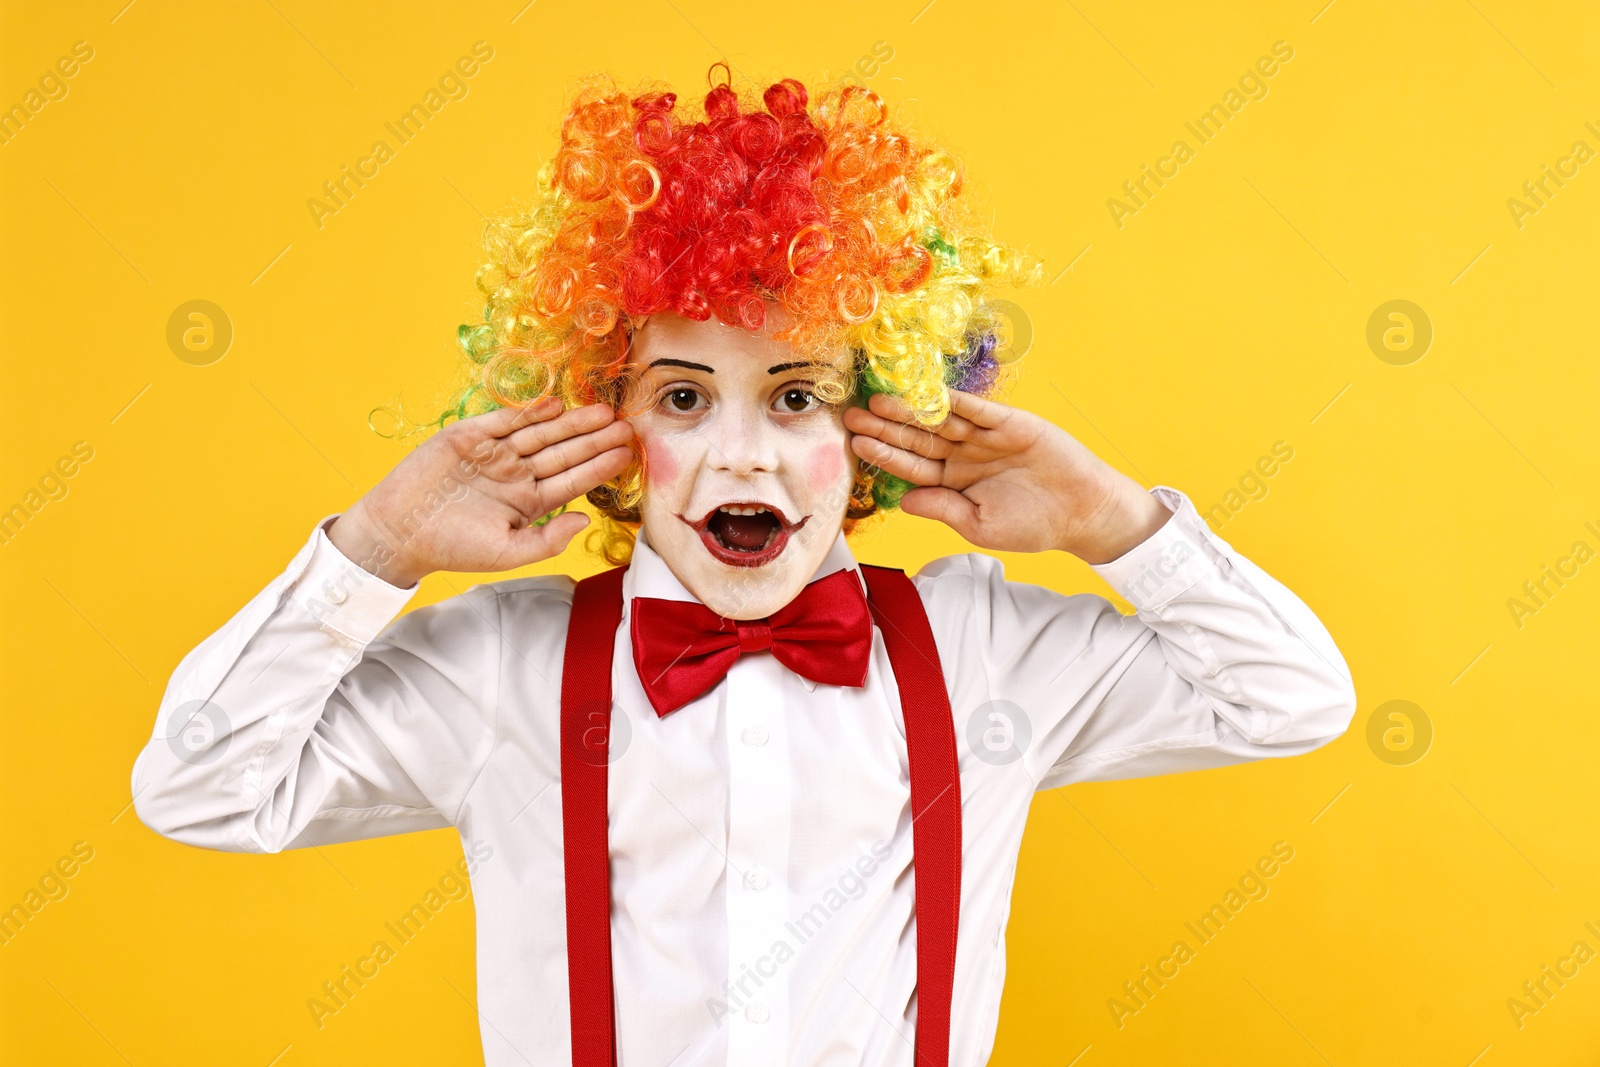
[844,390,1172,565]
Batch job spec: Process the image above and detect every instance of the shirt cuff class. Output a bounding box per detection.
[288,514,419,644]
[1089,486,1219,613]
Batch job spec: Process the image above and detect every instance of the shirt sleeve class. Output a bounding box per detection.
[130,516,502,853]
[918,486,1357,790]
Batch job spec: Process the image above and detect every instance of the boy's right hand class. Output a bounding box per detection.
[328,398,636,588]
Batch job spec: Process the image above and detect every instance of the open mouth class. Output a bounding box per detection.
[680,503,807,568]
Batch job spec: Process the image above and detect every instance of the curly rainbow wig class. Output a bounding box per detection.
[439,68,1040,562]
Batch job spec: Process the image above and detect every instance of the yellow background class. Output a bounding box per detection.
[3,0,1598,1063]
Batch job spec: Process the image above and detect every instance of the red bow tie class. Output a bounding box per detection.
[628,568,874,717]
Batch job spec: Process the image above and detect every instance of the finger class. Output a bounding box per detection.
[843,405,952,460]
[535,445,637,509]
[505,403,617,457]
[947,389,1010,430]
[525,421,635,480]
[850,435,943,486]
[497,511,591,568]
[864,391,919,424]
[930,411,979,442]
[865,392,981,442]
[471,396,564,439]
[899,486,980,535]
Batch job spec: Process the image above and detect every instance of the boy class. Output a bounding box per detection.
[132,73,1356,1065]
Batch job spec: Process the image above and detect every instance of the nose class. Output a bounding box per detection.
[705,400,779,476]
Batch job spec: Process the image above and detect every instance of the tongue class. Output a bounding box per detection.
[710,512,776,551]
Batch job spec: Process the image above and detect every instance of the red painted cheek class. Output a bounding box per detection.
[807,441,847,490]
[642,435,680,488]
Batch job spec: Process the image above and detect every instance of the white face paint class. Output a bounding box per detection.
[621,309,858,620]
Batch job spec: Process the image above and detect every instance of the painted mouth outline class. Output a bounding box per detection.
[678,502,808,568]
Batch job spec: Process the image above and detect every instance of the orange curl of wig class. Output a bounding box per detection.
[440,70,1042,563]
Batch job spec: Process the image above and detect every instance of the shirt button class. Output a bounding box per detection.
[744,1001,770,1024]
[323,582,348,606]
[741,726,769,747]
[744,867,770,891]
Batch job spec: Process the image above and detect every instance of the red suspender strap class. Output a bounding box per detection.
[859,564,963,1067]
[560,566,627,1067]
[559,563,962,1067]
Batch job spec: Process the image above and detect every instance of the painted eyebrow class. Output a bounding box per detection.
[767,360,829,375]
[648,358,714,373]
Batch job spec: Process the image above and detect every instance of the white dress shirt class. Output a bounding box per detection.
[131,486,1356,1066]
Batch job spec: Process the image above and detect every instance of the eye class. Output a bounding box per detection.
[659,387,707,414]
[774,387,821,414]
